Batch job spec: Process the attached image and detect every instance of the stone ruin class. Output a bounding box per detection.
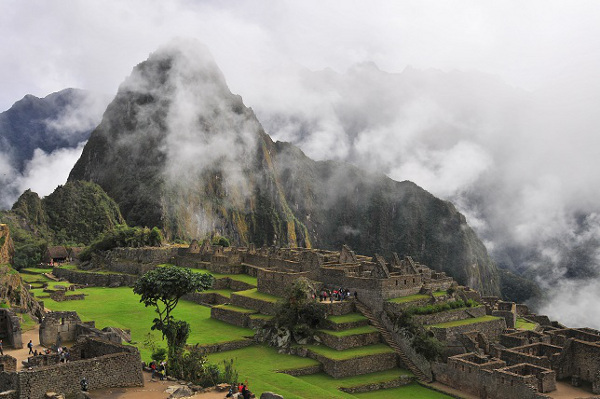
[0,311,142,399]
[75,241,600,398]
[0,308,22,350]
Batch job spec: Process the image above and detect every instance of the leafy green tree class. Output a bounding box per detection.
[265,277,326,346]
[133,266,213,362]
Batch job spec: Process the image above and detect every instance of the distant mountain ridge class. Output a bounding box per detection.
[0,88,94,172]
[68,40,500,295]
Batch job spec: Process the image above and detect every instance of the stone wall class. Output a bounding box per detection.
[317,330,380,350]
[0,355,17,372]
[257,269,310,297]
[193,339,254,355]
[383,297,433,314]
[0,309,22,349]
[16,348,143,398]
[317,300,355,317]
[38,311,81,347]
[431,317,506,342]
[307,349,397,378]
[500,330,549,348]
[210,307,252,328]
[500,343,562,369]
[212,278,255,291]
[0,370,17,393]
[412,306,486,326]
[53,268,137,287]
[230,294,277,316]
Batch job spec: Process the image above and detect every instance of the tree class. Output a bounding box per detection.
[133,266,213,362]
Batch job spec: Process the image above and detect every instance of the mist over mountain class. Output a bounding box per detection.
[251,63,600,326]
[68,39,501,295]
[0,88,109,207]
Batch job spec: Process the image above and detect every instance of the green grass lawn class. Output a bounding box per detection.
[516,317,538,330]
[305,344,394,360]
[429,315,501,328]
[319,325,378,337]
[327,313,368,324]
[41,286,253,360]
[234,288,281,303]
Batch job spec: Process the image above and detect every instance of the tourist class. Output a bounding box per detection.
[354,291,358,300]
[150,361,157,380]
[0,339,3,355]
[33,349,38,356]
[27,339,34,355]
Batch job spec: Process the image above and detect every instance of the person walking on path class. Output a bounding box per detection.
[27,340,34,355]
[0,339,3,355]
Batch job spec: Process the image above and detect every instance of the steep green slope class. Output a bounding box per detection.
[0,181,125,268]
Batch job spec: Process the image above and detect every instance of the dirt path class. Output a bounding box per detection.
[88,371,229,399]
[4,326,46,370]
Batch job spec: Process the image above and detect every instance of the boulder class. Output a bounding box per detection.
[169,386,194,398]
[260,393,284,399]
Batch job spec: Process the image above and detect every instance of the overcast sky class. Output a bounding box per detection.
[3,0,600,327]
[2,0,600,111]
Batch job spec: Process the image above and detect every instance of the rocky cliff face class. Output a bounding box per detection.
[68,40,500,295]
[0,224,14,264]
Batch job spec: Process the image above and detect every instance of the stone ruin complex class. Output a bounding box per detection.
[0,311,142,399]
[68,241,599,398]
[0,239,585,398]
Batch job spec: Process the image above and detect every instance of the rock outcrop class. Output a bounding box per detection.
[0,223,14,264]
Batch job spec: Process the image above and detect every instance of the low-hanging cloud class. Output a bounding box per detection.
[2,1,600,327]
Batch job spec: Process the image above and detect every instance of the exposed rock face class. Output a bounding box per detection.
[68,40,500,295]
[0,264,44,318]
[0,223,14,264]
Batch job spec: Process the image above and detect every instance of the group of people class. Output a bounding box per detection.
[149,360,167,381]
[57,346,71,362]
[225,380,252,399]
[318,287,356,302]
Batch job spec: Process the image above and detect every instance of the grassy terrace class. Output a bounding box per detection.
[39,286,253,360]
[184,266,258,286]
[213,304,257,314]
[297,369,412,390]
[20,267,54,274]
[319,325,378,337]
[234,288,281,303]
[55,264,133,275]
[202,289,234,298]
[516,317,538,330]
[354,383,452,399]
[305,344,394,360]
[388,290,447,304]
[327,313,368,324]
[429,315,501,329]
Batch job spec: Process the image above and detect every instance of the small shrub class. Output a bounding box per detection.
[151,348,167,363]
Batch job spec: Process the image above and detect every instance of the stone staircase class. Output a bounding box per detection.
[355,300,432,382]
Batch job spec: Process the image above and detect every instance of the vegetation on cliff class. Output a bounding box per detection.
[0,181,125,268]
